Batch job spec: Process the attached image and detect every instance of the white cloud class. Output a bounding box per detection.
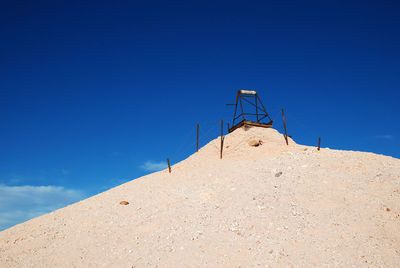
[373,134,394,140]
[140,160,168,172]
[0,184,85,231]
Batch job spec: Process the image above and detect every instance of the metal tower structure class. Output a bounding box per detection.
[228,90,273,133]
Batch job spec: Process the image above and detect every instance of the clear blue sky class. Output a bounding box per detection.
[1,0,399,230]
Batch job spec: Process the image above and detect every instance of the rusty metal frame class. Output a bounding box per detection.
[229,90,273,133]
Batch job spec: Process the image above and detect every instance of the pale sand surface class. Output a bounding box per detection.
[1,127,399,267]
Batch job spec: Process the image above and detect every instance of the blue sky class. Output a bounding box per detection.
[1,0,399,230]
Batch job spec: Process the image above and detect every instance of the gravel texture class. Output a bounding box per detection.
[1,127,399,267]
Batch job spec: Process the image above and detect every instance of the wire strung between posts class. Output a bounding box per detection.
[170,126,197,165]
[264,103,323,148]
[197,121,220,148]
[169,120,223,165]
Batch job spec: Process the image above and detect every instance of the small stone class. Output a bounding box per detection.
[248,140,263,147]
[275,172,283,177]
[386,208,390,212]
[120,201,129,205]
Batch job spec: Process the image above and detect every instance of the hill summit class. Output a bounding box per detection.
[1,127,399,267]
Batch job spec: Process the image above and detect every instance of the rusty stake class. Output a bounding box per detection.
[318,137,321,151]
[220,119,224,159]
[197,123,199,152]
[167,158,171,173]
[282,109,288,145]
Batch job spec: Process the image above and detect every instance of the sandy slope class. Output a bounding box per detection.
[1,127,399,267]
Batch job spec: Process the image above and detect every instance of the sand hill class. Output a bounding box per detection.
[1,127,399,267]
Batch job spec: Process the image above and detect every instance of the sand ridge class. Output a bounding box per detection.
[1,127,399,267]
